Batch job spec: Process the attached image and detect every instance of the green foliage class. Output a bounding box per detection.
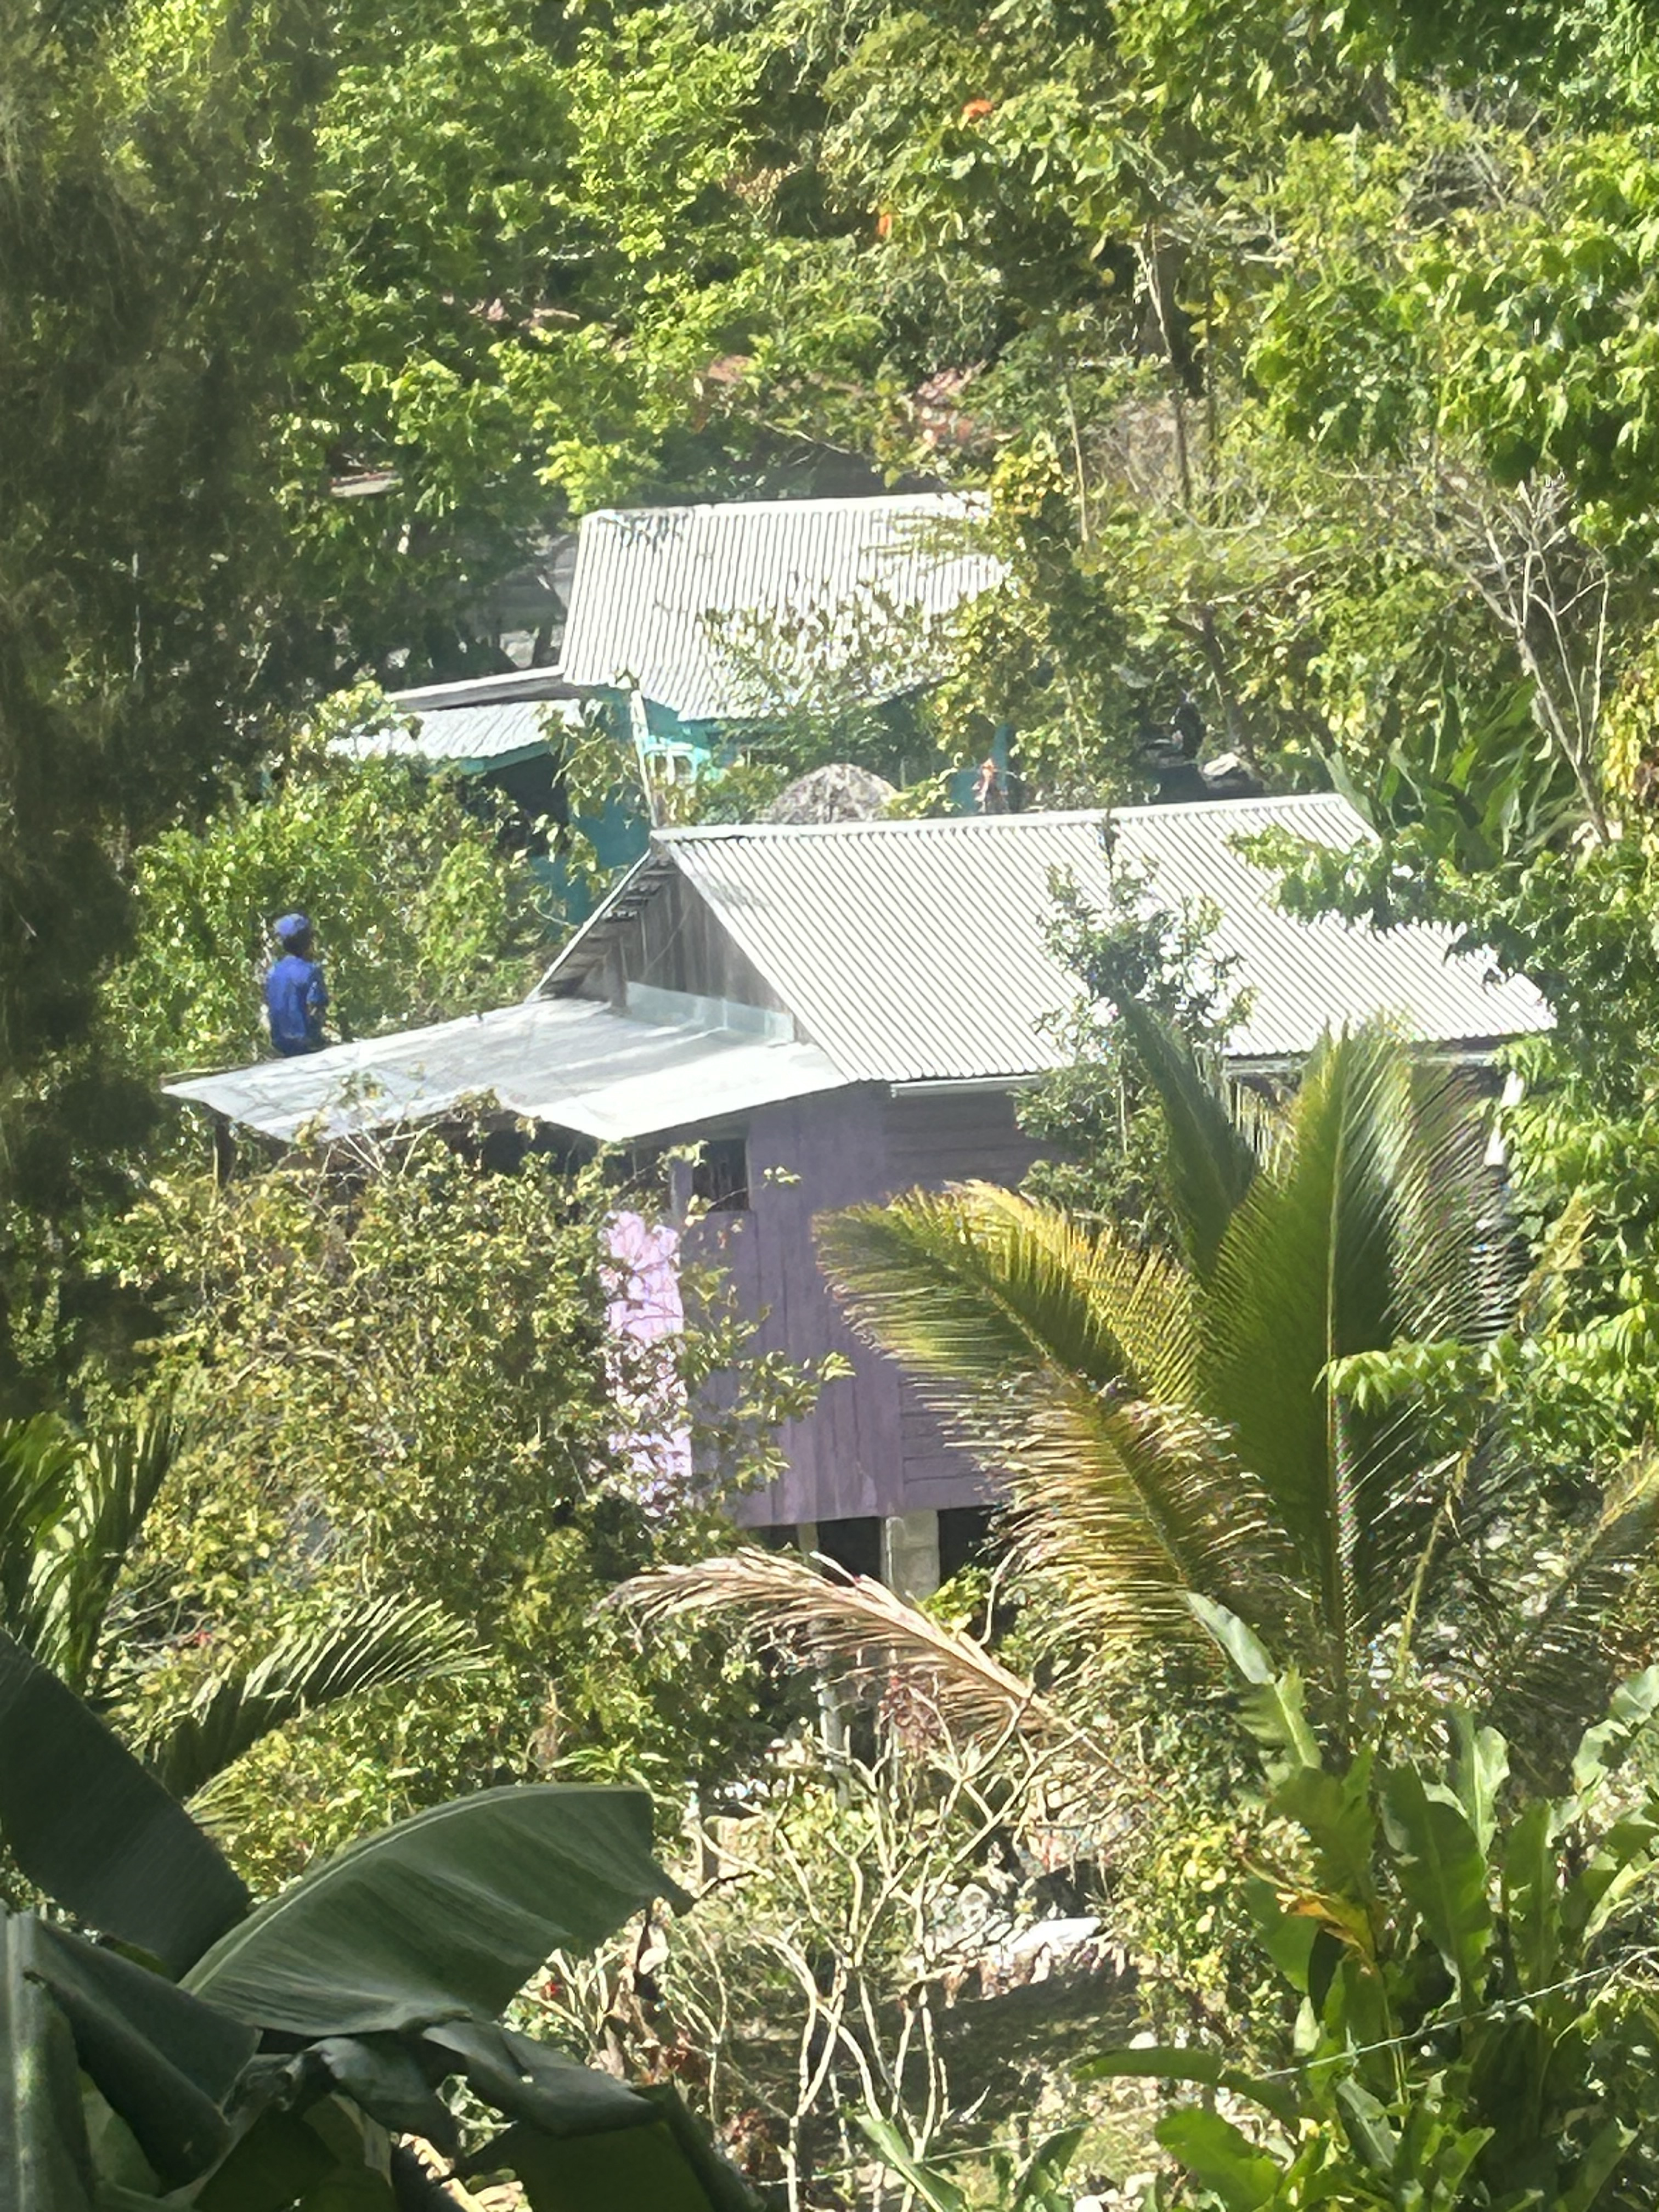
[0,1627,252,1975]
[0,1407,482,1908]
[97,1126,816,1881]
[181,1785,688,2034]
[134,1595,487,1804]
[1084,1613,1659,2209]
[0,1622,752,2210]
[821,1022,1646,1756]
[1256,814,1659,1468]
[106,708,544,1082]
[0,0,324,1226]
[1020,831,1251,1248]
[0,1412,177,1695]
[0,709,548,1413]
[858,2113,1090,2211]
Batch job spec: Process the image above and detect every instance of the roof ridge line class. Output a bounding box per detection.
[578,491,989,525]
[653,792,1350,842]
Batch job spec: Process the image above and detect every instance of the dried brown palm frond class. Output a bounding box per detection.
[612,1545,1101,1763]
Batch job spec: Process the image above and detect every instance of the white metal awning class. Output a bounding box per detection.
[165,996,848,1146]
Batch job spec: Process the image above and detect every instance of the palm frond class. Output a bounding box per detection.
[1003,1387,1305,1666]
[1483,1454,1659,1778]
[1197,1026,1499,1716]
[1200,1033,1385,1674]
[0,1416,82,1640]
[814,1026,1516,1747]
[613,1547,1079,1751]
[25,1406,182,1693]
[817,1181,1198,1414]
[1390,1053,1516,1351]
[1109,997,1260,1276]
[136,1592,486,1803]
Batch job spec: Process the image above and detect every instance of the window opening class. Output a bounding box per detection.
[693,1133,749,1213]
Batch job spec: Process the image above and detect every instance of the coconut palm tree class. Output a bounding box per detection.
[625,1016,1656,1765]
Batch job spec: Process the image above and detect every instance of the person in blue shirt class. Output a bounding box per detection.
[264,911,329,1055]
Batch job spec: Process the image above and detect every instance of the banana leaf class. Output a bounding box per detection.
[312,2036,460,2152]
[184,1785,689,2035]
[422,2018,654,2137]
[483,2118,717,2212]
[28,1921,254,2186]
[0,1912,97,2212]
[0,1629,250,1975]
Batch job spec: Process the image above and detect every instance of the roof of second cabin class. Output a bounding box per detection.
[547,794,1552,1078]
[556,494,1002,723]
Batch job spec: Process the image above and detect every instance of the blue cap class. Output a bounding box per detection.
[274,911,311,943]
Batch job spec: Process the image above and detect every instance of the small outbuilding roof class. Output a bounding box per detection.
[333,670,587,772]
[555,494,1001,723]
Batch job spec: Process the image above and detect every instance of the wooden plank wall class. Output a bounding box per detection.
[577,872,786,1013]
[884,1090,1046,1512]
[703,1085,896,1525]
[720,1084,1046,1526]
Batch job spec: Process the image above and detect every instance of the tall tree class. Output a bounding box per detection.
[0,0,327,1205]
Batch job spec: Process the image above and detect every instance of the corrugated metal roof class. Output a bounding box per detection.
[556,494,1002,723]
[166,998,847,1146]
[388,670,583,710]
[623,795,1550,1080]
[335,684,586,769]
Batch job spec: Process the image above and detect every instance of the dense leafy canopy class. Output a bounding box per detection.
[16,0,1659,2196]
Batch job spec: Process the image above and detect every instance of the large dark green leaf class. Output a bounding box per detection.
[194,2108,340,2212]
[313,2038,459,2153]
[0,1630,250,1975]
[1189,1596,1319,1779]
[423,2018,653,2138]
[626,2086,768,2212]
[29,1922,253,2186]
[1333,2079,1397,2175]
[0,1912,97,2212]
[1380,1767,1492,2006]
[1571,1662,1659,1797]
[1076,2045,1299,2129]
[1500,1798,1560,1995]
[486,2119,718,2212]
[1274,1756,1378,1903]
[184,1785,688,2035]
[852,2114,964,2212]
[1155,2108,1280,2211]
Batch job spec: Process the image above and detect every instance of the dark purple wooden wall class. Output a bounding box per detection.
[705,1084,1046,1526]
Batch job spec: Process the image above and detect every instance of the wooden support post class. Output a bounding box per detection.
[882,1510,941,1602]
